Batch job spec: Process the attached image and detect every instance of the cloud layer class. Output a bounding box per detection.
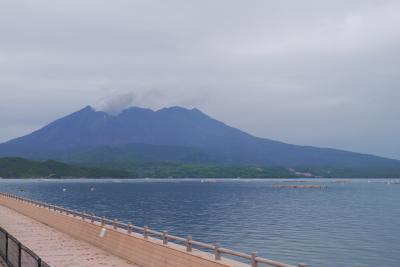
[1,0,400,158]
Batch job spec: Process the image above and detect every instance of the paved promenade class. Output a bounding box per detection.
[0,205,138,267]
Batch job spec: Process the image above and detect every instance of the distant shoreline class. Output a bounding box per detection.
[1,177,399,180]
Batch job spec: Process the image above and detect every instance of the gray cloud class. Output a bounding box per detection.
[0,0,399,158]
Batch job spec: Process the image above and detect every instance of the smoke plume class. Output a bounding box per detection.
[96,91,137,115]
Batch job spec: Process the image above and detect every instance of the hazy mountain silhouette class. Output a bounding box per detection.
[0,105,398,168]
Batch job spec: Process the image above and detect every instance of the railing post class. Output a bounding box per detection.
[18,242,22,267]
[91,213,95,223]
[251,252,258,267]
[214,242,221,260]
[128,223,133,234]
[101,216,105,226]
[186,236,192,252]
[113,219,117,229]
[163,230,168,245]
[5,233,8,263]
[143,226,148,239]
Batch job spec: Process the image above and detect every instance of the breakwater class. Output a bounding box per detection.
[0,192,305,267]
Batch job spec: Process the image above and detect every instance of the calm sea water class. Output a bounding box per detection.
[0,178,399,267]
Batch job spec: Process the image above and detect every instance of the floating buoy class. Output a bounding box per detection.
[62,188,67,192]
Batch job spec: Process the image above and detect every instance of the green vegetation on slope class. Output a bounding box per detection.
[0,157,130,178]
[0,157,299,178]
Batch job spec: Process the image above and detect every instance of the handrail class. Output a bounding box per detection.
[0,225,51,267]
[0,192,306,267]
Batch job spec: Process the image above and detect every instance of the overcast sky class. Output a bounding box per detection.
[1,0,399,159]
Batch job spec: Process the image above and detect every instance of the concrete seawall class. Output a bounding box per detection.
[0,194,248,267]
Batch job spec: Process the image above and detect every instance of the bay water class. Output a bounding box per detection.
[0,178,399,267]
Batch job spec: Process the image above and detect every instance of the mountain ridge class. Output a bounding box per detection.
[0,105,399,169]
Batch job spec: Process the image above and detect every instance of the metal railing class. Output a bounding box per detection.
[0,226,51,267]
[0,192,306,267]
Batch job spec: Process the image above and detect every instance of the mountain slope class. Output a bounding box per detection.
[0,105,398,168]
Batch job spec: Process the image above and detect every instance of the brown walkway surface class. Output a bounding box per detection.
[0,205,139,267]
